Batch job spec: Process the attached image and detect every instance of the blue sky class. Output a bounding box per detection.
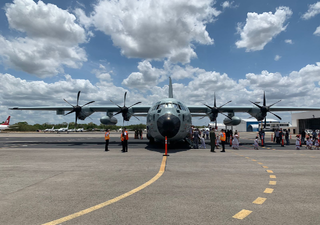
[0,0,319,126]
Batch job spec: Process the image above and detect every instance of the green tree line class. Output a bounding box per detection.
[7,122,146,132]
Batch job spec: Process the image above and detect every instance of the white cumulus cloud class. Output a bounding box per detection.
[76,0,220,64]
[236,7,292,52]
[0,0,88,78]
[274,55,281,61]
[302,2,320,20]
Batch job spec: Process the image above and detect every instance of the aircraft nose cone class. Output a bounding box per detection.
[157,113,180,138]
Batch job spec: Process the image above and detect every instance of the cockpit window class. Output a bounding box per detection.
[178,102,186,111]
[157,103,180,109]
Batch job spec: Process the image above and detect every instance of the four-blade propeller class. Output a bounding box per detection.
[250,92,282,128]
[202,93,232,127]
[110,92,141,123]
[63,91,95,127]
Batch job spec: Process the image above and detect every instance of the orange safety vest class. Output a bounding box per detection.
[220,132,226,141]
[124,131,129,140]
[120,134,124,141]
[105,132,110,140]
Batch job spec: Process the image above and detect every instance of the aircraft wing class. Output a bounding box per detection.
[10,105,151,113]
[188,106,253,113]
[187,105,320,113]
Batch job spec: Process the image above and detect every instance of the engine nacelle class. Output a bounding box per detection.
[223,116,241,126]
[100,116,117,125]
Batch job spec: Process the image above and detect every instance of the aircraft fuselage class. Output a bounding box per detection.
[147,98,192,142]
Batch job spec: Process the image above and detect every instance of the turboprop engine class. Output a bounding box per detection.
[223,116,241,126]
[100,116,117,125]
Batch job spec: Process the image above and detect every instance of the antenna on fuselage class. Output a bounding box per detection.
[169,76,173,98]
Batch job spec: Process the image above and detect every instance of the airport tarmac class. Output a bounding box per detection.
[0,132,319,225]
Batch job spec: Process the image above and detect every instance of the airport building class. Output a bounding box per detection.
[291,111,320,134]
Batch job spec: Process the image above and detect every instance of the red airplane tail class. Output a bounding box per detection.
[1,116,10,125]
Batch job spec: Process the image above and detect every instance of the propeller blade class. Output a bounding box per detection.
[217,100,232,109]
[110,100,122,109]
[204,104,214,110]
[124,92,127,107]
[75,116,78,128]
[221,113,232,120]
[127,101,142,109]
[198,115,207,120]
[263,91,266,107]
[250,100,263,109]
[81,101,95,107]
[77,91,81,106]
[264,117,266,128]
[114,111,122,116]
[132,115,140,121]
[269,99,282,108]
[63,99,74,107]
[269,111,282,120]
[214,92,216,108]
[65,109,75,116]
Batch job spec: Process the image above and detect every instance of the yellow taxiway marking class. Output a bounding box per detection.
[258,162,263,165]
[245,157,250,159]
[252,159,257,161]
[272,149,276,150]
[42,156,168,225]
[267,148,270,149]
[264,188,274,193]
[269,181,277,185]
[262,166,268,168]
[233,209,252,220]
[270,175,276,179]
[253,197,267,205]
[267,170,274,173]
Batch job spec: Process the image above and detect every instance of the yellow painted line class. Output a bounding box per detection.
[252,159,257,161]
[270,175,276,178]
[264,188,274,193]
[267,170,274,173]
[258,162,263,165]
[245,157,250,159]
[267,148,270,149]
[42,156,168,225]
[262,166,268,168]
[253,197,267,204]
[269,181,277,185]
[272,149,276,150]
[233,209,252,220]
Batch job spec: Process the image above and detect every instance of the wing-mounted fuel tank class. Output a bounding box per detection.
[223,116,241,126]
[100,112,118,125]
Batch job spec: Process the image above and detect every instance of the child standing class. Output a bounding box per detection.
[315,138,319,150]
[253,136,259,150]
[295,135,301,150]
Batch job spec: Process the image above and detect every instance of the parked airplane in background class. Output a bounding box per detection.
[0,116,11,132]
[57,124,69,132]
[44,126,55,132]
[10,78,320,142]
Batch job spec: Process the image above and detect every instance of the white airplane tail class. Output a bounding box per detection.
[1,116,10,125]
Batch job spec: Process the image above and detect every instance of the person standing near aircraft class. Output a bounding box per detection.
[105,129,110,151]
[210,128,216,152]
[220,129,226,152]
[123,127,129,152]
[121,130,125,152]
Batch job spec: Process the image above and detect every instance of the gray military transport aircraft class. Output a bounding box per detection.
[10,78,320,143]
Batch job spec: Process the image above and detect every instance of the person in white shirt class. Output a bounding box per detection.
[295,135,301,150]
